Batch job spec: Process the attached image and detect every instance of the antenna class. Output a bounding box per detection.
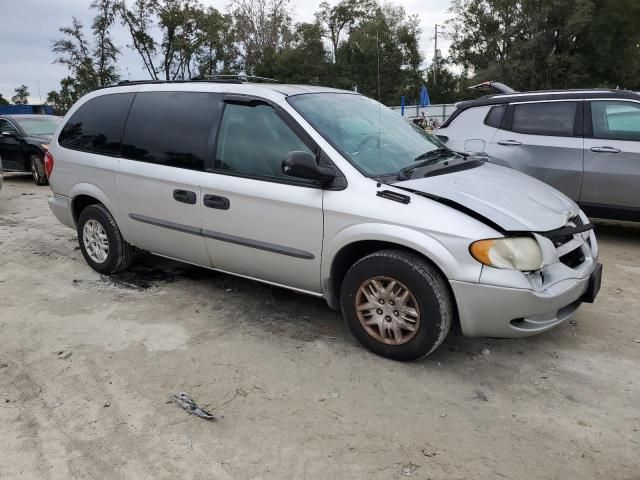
[376,29,381,167]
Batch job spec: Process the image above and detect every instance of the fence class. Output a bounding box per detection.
[390,103,457,123]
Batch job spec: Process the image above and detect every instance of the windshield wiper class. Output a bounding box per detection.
[398,148,454,179]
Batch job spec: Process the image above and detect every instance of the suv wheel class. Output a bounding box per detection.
[77,204,133,274]
[340,250,452,361]
[30,154,48,186]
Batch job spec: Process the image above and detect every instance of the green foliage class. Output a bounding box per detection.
[0,94,10,106]
[46,77,81,113]
[11,85,30,105]
[447,0,640,91]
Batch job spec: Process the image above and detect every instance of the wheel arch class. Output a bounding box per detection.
[69,184,115,226]
[321,225,462,315]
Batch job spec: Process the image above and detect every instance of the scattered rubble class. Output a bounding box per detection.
[172,392,221,420]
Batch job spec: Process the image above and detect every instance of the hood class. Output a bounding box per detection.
[398,162,578,232]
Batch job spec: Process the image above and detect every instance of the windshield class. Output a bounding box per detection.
[288,93,450,176]
[16,117,61,136]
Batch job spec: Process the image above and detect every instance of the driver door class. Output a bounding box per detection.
[199,98,324,293]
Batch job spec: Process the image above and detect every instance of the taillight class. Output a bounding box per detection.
[44,150,54,178]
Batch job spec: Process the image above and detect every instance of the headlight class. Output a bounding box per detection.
[470,237,543,271]
[41,143,50,150]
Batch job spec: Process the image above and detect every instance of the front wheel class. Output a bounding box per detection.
[340,250,453,361]
[30,154,48,186]
[77,204,133,274]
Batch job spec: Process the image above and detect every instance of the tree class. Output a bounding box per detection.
[447,0,640,91]
[315,0,375,62]
[255,21,331,84]
[338,3,423,105]
[46,77,81,113]
[195,8,240,75]
[229,0,293,74]
[118,0,231,80]
[0,94,9,106]
[52,0,120,94]
[12,85,30,105]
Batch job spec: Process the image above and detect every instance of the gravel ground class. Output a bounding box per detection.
[1,174,639,480]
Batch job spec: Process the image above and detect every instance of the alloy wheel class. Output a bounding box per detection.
[355,276,420,345]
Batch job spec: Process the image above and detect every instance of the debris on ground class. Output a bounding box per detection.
[103,401,110,407]
[172,392,221,420]
[480,347,491,356]
[57,351,72,360]
[401,463,419,476]
[569,319,578,326]
[474,389,489,402]
[319,390,340,402]
[0,363,8,369]
[633,338,640,344]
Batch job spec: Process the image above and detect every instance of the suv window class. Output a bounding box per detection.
[0,119,19,135]
[215,102,312,179]
[59,93,134,155]
[122,92,222,170]
[511,101,577,136]
[484,105,506,128]
[591,101,640,141]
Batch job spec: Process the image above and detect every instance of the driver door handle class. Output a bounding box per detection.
[590,146,621,154]
[497,140,522,146]
[204,194,230,210]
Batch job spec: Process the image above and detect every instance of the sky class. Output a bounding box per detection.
[0,0,453,103]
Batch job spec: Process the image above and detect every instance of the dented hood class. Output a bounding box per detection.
[398,162,578,232]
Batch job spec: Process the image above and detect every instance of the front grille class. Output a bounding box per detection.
[553,214,589,269]
[559,247,585,268]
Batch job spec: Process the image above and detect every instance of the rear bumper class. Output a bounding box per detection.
[450,270,595,338]
[48,194,75,229]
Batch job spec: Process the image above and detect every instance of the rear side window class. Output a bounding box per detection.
[484,105,506,128]
[59,93,134,155]
[591,101,640,141]
[121,91,222,170]
[511,101,577,136]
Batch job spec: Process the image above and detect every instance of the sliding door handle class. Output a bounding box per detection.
[590,146,621,154]
[497,140,522,146]
[203,194,230,210]
[173,189,197,204]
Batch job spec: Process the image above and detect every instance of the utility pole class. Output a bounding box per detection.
[433,24,438,86]
[36,80,42,104]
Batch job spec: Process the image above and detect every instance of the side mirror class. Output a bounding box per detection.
[282,151,336,184]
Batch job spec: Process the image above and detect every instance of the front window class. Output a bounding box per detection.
[16,117,61,136]
[288,93,449,177]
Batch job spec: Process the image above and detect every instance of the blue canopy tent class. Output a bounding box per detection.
[420,85,430,107]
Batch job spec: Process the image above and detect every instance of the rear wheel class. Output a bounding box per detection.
[340,250,452,361]
[77,204,133,274]
[30,154,48,186]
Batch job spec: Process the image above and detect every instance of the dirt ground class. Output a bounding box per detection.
[0,174,638,480]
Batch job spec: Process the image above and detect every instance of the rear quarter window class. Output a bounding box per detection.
[484,105,507,128]
[59,93,134,155]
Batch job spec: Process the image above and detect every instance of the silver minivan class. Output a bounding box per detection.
[436,89,640,221]
[47,79,602,360]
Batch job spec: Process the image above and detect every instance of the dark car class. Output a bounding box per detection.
[0,114,61,185]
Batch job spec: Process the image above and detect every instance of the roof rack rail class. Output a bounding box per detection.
[115,78,243,87]
[190,74,283,84]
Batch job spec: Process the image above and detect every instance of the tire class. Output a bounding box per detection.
[77,204,133,274]
[30,154,48,186]
[340,250,452,361]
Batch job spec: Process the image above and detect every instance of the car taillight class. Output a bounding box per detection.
[44,150,54,178]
